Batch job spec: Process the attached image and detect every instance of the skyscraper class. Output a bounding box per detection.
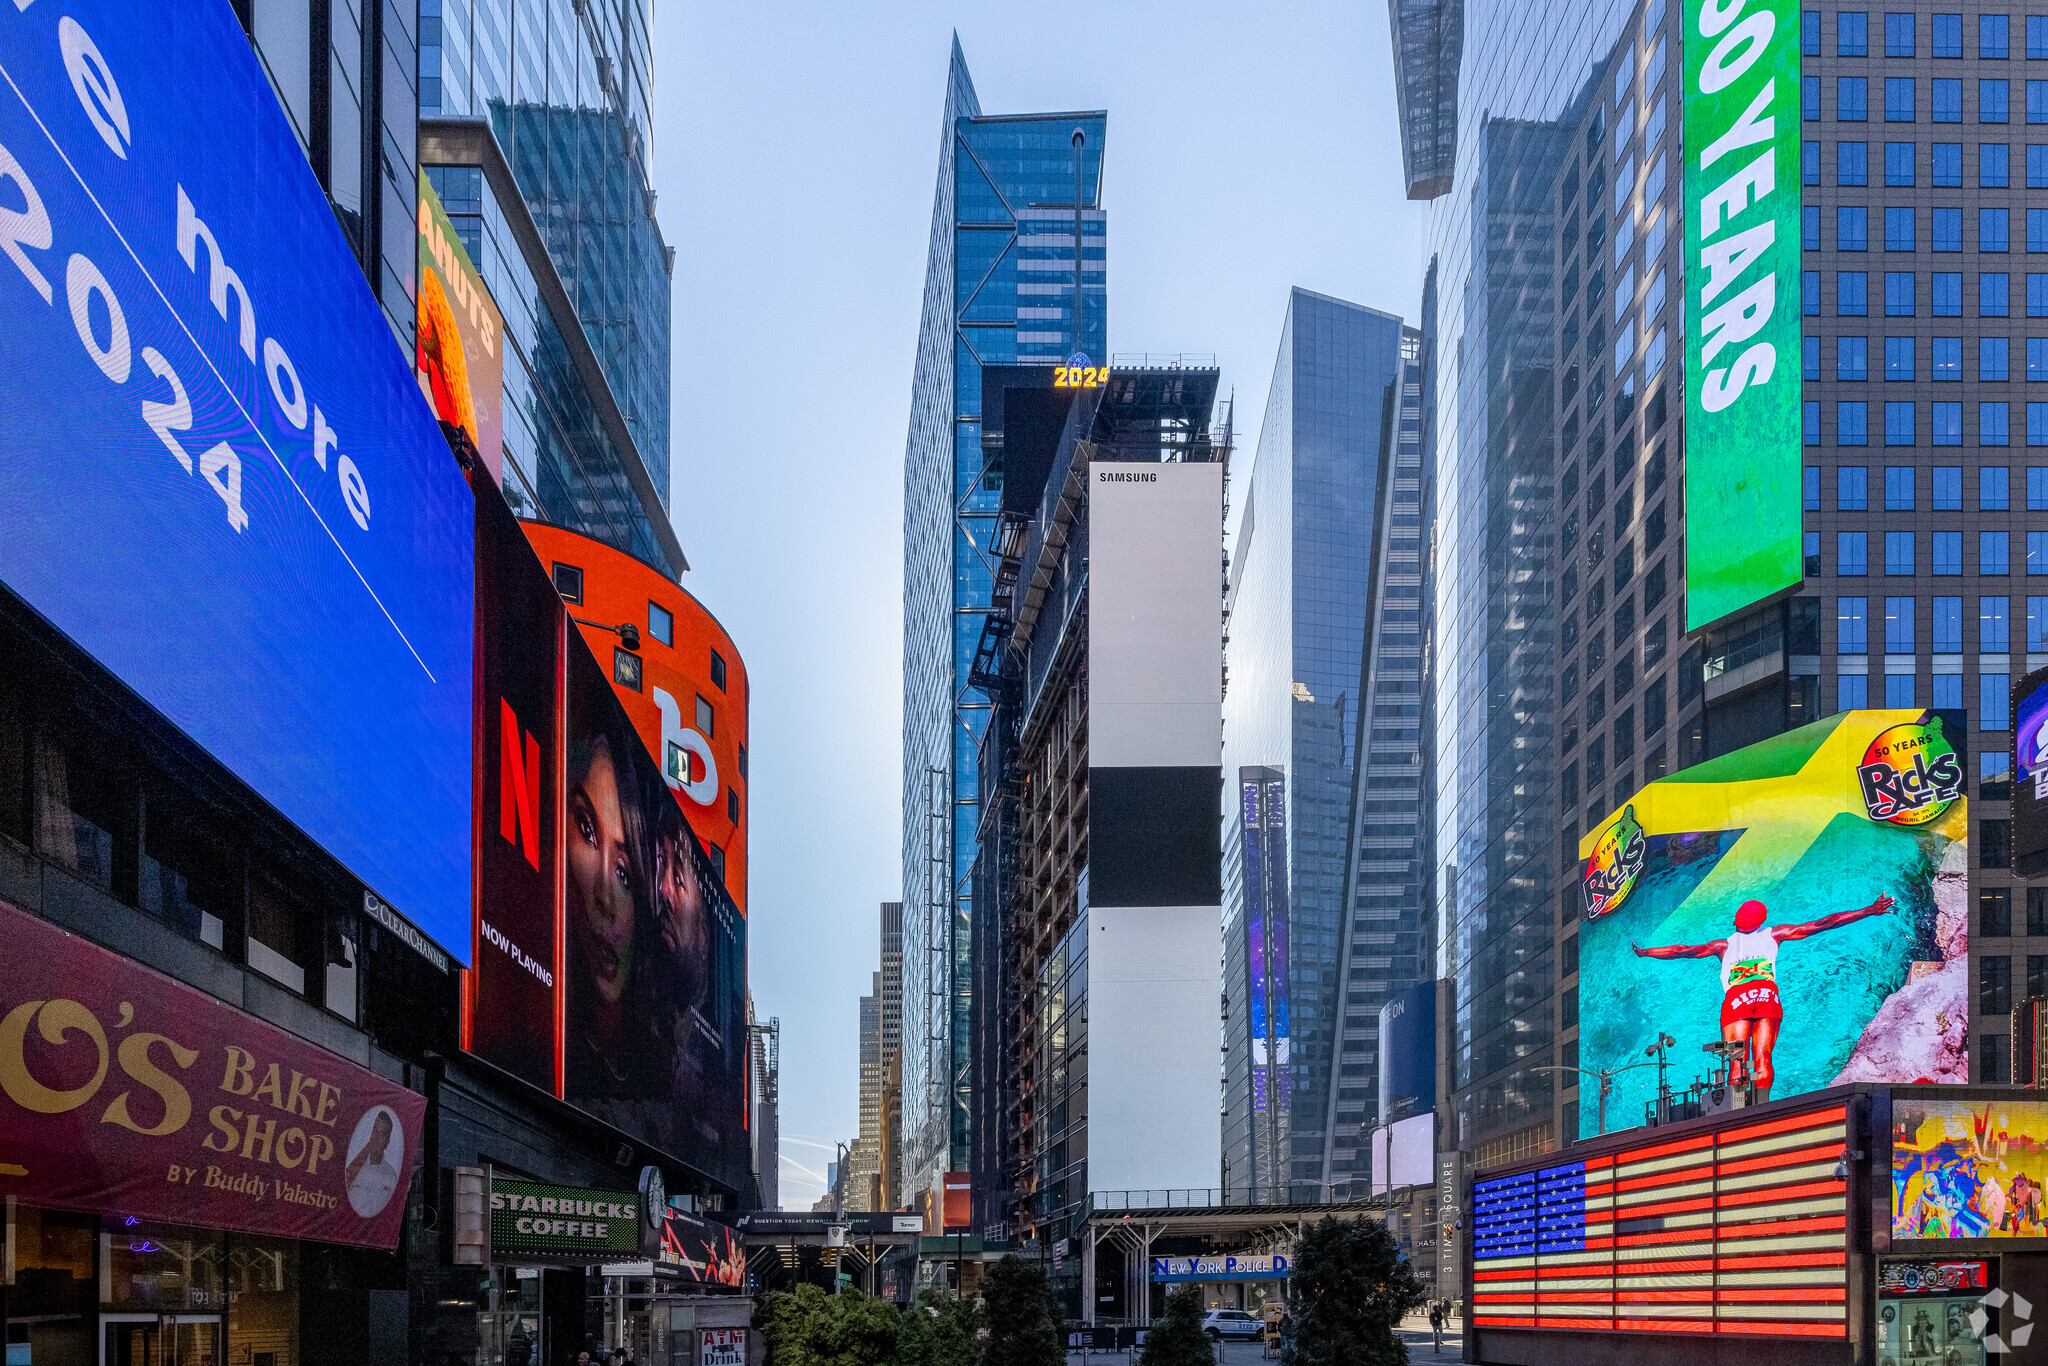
[900,39,1106,1212]
[1222,290,1410,1199]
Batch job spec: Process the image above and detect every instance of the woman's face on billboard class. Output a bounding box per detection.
[569,739,634,1008]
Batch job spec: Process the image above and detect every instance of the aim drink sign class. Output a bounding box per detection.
[1682,0,1803,630]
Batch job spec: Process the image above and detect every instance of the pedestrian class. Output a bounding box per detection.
[1429,1300,1445,1354]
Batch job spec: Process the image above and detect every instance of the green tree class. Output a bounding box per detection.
[1281,1216,1428,1366]
[896,1290,981,1366]
[758,1284,901,1366]
[1138,1287,1213,1366]
[981,1256,1064,1366]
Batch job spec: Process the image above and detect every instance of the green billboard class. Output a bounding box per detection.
[489,1178,644,1260]
[1682,0,1803,630]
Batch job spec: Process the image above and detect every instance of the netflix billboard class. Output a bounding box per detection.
[0,899,424,1249]
[465,480,748,1191]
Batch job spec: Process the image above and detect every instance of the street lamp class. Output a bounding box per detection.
[1531,1058,1666,1136]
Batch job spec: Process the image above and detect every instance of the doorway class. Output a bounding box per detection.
[101,1316,220,1366]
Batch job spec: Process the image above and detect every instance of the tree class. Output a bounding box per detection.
[981,1256,1064,1366]
[896,1290,982,1366]
[758,1284,901,1366]
[1281,1216,1428,1366]
[1139,1287,1213,1366]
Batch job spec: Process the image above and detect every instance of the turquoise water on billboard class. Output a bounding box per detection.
[1577,812,1940,1138]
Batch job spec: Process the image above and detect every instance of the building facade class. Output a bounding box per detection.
[900,39,1107,1214]
[1221,291,1412,1200]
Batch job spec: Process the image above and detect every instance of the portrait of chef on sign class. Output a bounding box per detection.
[345,1105,405,1217]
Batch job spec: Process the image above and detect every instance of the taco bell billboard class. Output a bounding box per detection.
[0,3,475,957]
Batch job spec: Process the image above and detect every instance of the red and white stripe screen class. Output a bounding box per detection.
[1470,1104,1848,1338]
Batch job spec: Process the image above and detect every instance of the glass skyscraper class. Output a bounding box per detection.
[901,40,1106,1210]
[1222,290,1408,1198]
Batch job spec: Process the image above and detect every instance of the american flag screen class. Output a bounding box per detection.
[1470,1104,1848,1337]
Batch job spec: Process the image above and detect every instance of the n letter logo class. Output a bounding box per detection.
[499,697,540,870]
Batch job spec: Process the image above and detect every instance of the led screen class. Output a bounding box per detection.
[1681,0,1804,629]
[1471,1104,1848,1337]
[1894,1096,2048,1239]
[0,2,474,953]
[1576,712,1968,1138]
[2013,667,2048,878]
[417,170,504,477]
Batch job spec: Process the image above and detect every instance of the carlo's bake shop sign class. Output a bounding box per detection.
[0,900,424,1249]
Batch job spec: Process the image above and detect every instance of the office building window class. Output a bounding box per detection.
[2030,80,2048,124]
[1984,596,2012,650]
[2031,531,2048,575]
[1984,209,2013,252]
[1935,530,1965,574]
[2031,596,2048,650]
[1886,140,1915,184]
[1887,336,1915,380]
[1982,1031,2011,1085]
[1886,672,1917,707]
[1934,141,1963,184]
[1841,465,1870,508]
[1935,272,1962,315]
[1985,273,2012,316]
[2033,469,2048,511]
[1983,79,2011,123]
[1805,465,1822,509]
[1985,674,2014,729]
[1985,466,2012,509]
[648,601,673,647]
[1934,11,1962,58]
[1885,530,1915,574]
[2032,15,2048,59]
[1985,818,2014,867]
[1936,596,1964,652]
[1886,206,1915,250]
[1805,336,1822,380]
[1984,142,2012,187]
[1984,531,2013,574]
[1805,205,1824,250]
[1936,672,1965,708]
[1934,78,1963,121]
[1886,76,1916,120]
[1935,466,1963,508]
[1983,13,2010,59]
[1806,76,1823,121]
[1840,402,1871,444]
[1842,76,1870,120]
[1886,465,1915,508]
[1935,336,1963,379]
[2033,403,2048,443]
[1841,141,1870,185]
[2034,338,2048,379]
[1842,335,1870,380]
[1805,271,1822,315]
[1887,11,1916,55]
[1885,401,1916,444]
[1805,139,1822,184]
[1842,11,1870,54]
[1985,337,2011,382]
[1935,206,1963,252]
[2031,275,2048,317]
[2034,145,2048,188]
[1840,596,1870,652]
[1806,401,1823,445]
[1840,673,1870,710]
[1886,271,1915,314]
[1985,401,2013,444]
[1807,531,1823,575]
[1887,596,1917,653]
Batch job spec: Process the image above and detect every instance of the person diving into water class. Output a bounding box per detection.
[1631,894,1895,1099]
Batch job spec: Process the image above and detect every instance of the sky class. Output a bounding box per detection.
[654,2,1430,1210]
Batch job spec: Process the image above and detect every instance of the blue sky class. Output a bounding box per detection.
[655,1,1428,1209]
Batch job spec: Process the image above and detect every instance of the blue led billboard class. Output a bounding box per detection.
[0,2,474,957]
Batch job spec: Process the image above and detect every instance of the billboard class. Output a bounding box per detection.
[0,2,474,954]
[1682,0,1803,629]
[0,897,424,1250]
[1893,1096,2048,1239]
[488,1178,643,1260]
[1241,769,1292,1118]
[2014,667,2048,877]
[465,489,749,1189]
[416,170,504,477]
[659,1207,747,1288]
[1576,712,1967,1139]
[522,524,750,912]
[1378,980,1436,1121]
[1471,1103,1848,1336]
[1371,1113,1435,1195]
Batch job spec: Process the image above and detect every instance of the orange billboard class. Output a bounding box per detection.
[519,524,749,914]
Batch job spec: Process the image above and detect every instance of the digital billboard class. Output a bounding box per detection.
[522,524,750,913]
[1894,1096,2048,1239]
[416,170,504,477]
[2013,667,2048,878]
[1576,711,1968,1138]
[0,2,475,954]
[1472,1103,1849,1336]
[1682,0,1803,629]
[466,490,749,1189]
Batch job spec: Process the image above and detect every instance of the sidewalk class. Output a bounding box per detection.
[1063,1317,1465,1363]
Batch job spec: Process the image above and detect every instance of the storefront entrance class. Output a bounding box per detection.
[101,1317,220,1366]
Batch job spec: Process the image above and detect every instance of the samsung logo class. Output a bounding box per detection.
[1098,471,1157,482]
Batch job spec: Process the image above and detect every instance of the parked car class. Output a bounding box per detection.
[1202,1309,1263,1340]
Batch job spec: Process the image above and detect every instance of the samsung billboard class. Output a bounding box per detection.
[0,3,475,954]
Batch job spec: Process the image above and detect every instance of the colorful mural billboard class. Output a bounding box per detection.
[1894,1096,2048,1240]
[1575,712,1968,1139]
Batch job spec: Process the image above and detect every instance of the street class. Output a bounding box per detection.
[1064,1315,1464,1363]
